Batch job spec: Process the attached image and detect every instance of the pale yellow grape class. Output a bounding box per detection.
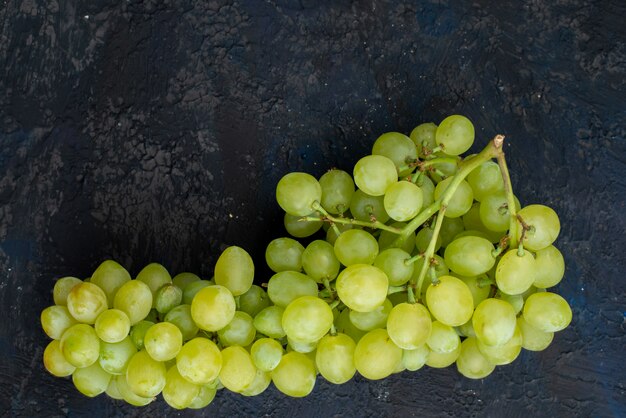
[251,338,284,372]
[476,325,522,365]
[113,280,153,325]
[472,298,517,346]
[190,285,236,331]
[217,311,256,347]
[353,155,398,196]
[287,337,318,354]
[115,375,153,406]
[495,249,536,295]
[136,263,172,305]
[433,177,474,218]
[253,306,286,339]
[455,337,495,379]
[126,350,166,398]
[533,245,565,288]
[94,309,130,343]
[154,284,183,314]
[284,212,323,238]
[458,275,491,308]
[105,377,124,400]
[372,131,418,176]
[66,282,108,324]
[333,229,379,266]
[176,337,222,384]
[72,361,112,397]
[214,246,254,296]
[425,343,461,368]
[349,298,393,331]
[53,277,82,306]
[282,296,334,343]
[266,271,318,308]
[265,237,305,273]
[271,351,317,397]
[276,172,323,216]
[219,346,257,393]
[162,366,200,409]
[316,333,356,384]
[496,292,524,315]
[188,384,217,409]
[387,302,432,349]
[457,319,476,338]
[444,236,495,277]
[435,115,475,156]
[517,316,554,351]
[144,322,183,361]
[383,181,423,222]
[241,369,272,397]
[172,272,201,289]
[402,344,429,371]
[373,248,414,286]
[426,321,460,353]
[516,204,561,251]
[90,260,131,306]
[425,276,474,326]
[99,336,137,375]
[523,292,572,332]
[60,323,100,368]
[354,328,402,380]
[336,264,388,313]
[41,305,77,340]
[43,340,76,377]
[182,279,212,305]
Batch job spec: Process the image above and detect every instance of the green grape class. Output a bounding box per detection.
[463,202,504,243]
[372,132,418,176]
[282,296,333,343]
[517,204,561,251]
[191,285,236,331]
[433,177,474,218]
[315,333,356,384]
[335,308,367,343]
[251,338,284,372]
[113,280,153,325]
[476,325,522,365]
[188,384,217,409]
[239,285,271,317]
[302,240,341,283]
[457,319,476,338]
[472,298,517,346]
[90,260,131,306]
[94,309,130,343]
[414,174,435,208]
[410,122,437,157]
[402,344,429,371]
[218,311,256,347]
[219,346,256,393]
[115,374,153,406]
[154,284,183,314]
[214,246,254,296]
[426,276,474,327]
[378,222,415,253]
[125,350,166,398]
[387,302,432,349]
[66,282,109,324]
[176,338,222,385]
[240,369,272,397]
[495,249,536,295]
[99,336,137,375]
[267,271,318,308]
[523,292,572,332]
[129,320,154,350]
[182,279,212,305]
[276,172,322,217]
[354,328,402,380]
[326,223,358,246]
[136,263,172,305]
[426,321,460,353]
[334,229,379,266]
[164,304,199,341]
[353,155,398,196]
[496,292,524,314]
[53,277,82,306]
[439,217,465,248]
[458,276,491,308]
[533,245,565,288]
[319,169,355,214]
[517,315,554,351]
[60,323,100,368]
[426,343,461,368]
[41,305,77,340]
[455,337,495,379]
[435,115,475,156]
[284,212,323,238]
[444,236,495,277]
[253,306,286,339]
[373,249,413,286]
[349,189,390,223]
[172,272,201,290]
[467,161,504,202]
[349,298,393,331]
[415,225,442,253]
[43,339,76,377]
[384,180,423,222]
[336,264,388,313]
[265,237,305,273]
[479,192,520,232]
[272,351,316,397]
[287,337,317,354]
[144,322,183,361]
[162,366,200,409]
[72,361,112,397]
[105,377,124,400]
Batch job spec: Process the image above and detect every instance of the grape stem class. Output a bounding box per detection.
[311,201,341,236]
[301,214,403,234]
[412,208,446,301]
[495,142,519,248]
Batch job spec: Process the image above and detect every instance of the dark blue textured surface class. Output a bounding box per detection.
[1,0,625,416]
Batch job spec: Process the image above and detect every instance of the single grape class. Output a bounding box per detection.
[176,337,222,385]
[517,204,561,251]
[265,237,305,273]
[302,240,341,283]
[426,321,460,353]
[316,333,356,384]
[94,309,131,343]
[182,279,212,305]
[326,223,358,246]
[523,292,572,332]
[90,260,131,306]
[190,285,236,331]
[334,229,379,266]
[287,337,318,354]
[415,174,435,208]
[284,212,323,238]
[154,284,183,314]
[219,346,257,393]
[115,375,153,406]
[218,311,256,347]
[495,249,536,295]
[479,192,521,232]
[402,344,430,371]
[463,202,504,243]
[129,320,154,350]
[387,302,432,350]
[72,361,112,397]
[238,285,271,317]
[349,298,393,331]
[336,264,388,313]
[214,246,254,296]
[276,172,322,217]
[136,263,172,305]
[126,350,166,398]
[144,322,183,362]
[172,272,201,290]
[113,280,153,325]
[353,155,398,196]
[410,122,437,157]
[435,115,475,156]
[496,292,524,315]
[267,271,318,308]
[476,325,522,365]
[354,328,402,380]
[162,366,200,409]
[164,304,199,341]
[240,369,272,397]
[425,343,461,368]
[66,282,109,324]
[53,277,82,306]
[105,377,124,400]
[433,177,474,218]
[444,236,495,277]
[283,296,334,343]
[319,169,355,214]
[99,336,137,375]
[384,180,423,222]
[43,340,76,377]
[455,337,495,379]
[60,323,100,368]
[349,189,391,223]
[373,248,413,286]
[253,306,286,339]
[458,276,491,308]
[533,245,565,288]
[372,132,418,176]
[517,315,554,351]
[187,384,217,409]
[41,305,77,340]
[472,298,517,346]
[251,338,284,372]
[272,351,317,397]
[467,161,505,202]
[426,276,474,327]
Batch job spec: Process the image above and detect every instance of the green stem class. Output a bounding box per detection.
[323,278,335,300]
[405,252,424,266]
[407,286,416,304]
[304,214,402,234]
[312,201,341,236]
[495,140,518,248]
[413,208,446,298]
[387,285,408,295]
[420,157,459,169]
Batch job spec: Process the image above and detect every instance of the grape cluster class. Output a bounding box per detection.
[40,115,572,408]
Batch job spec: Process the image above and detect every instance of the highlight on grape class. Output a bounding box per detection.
[41,114,571,408]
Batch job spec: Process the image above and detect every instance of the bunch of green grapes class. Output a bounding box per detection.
[41,114,572,408]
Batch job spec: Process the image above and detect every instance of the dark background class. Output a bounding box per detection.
[1,0,625,417]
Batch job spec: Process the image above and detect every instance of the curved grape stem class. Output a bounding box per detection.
[301,213,403,234]
[495,144,518,248]
[412,207,446,301]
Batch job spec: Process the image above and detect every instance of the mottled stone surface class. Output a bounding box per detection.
[1,0,625,416]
